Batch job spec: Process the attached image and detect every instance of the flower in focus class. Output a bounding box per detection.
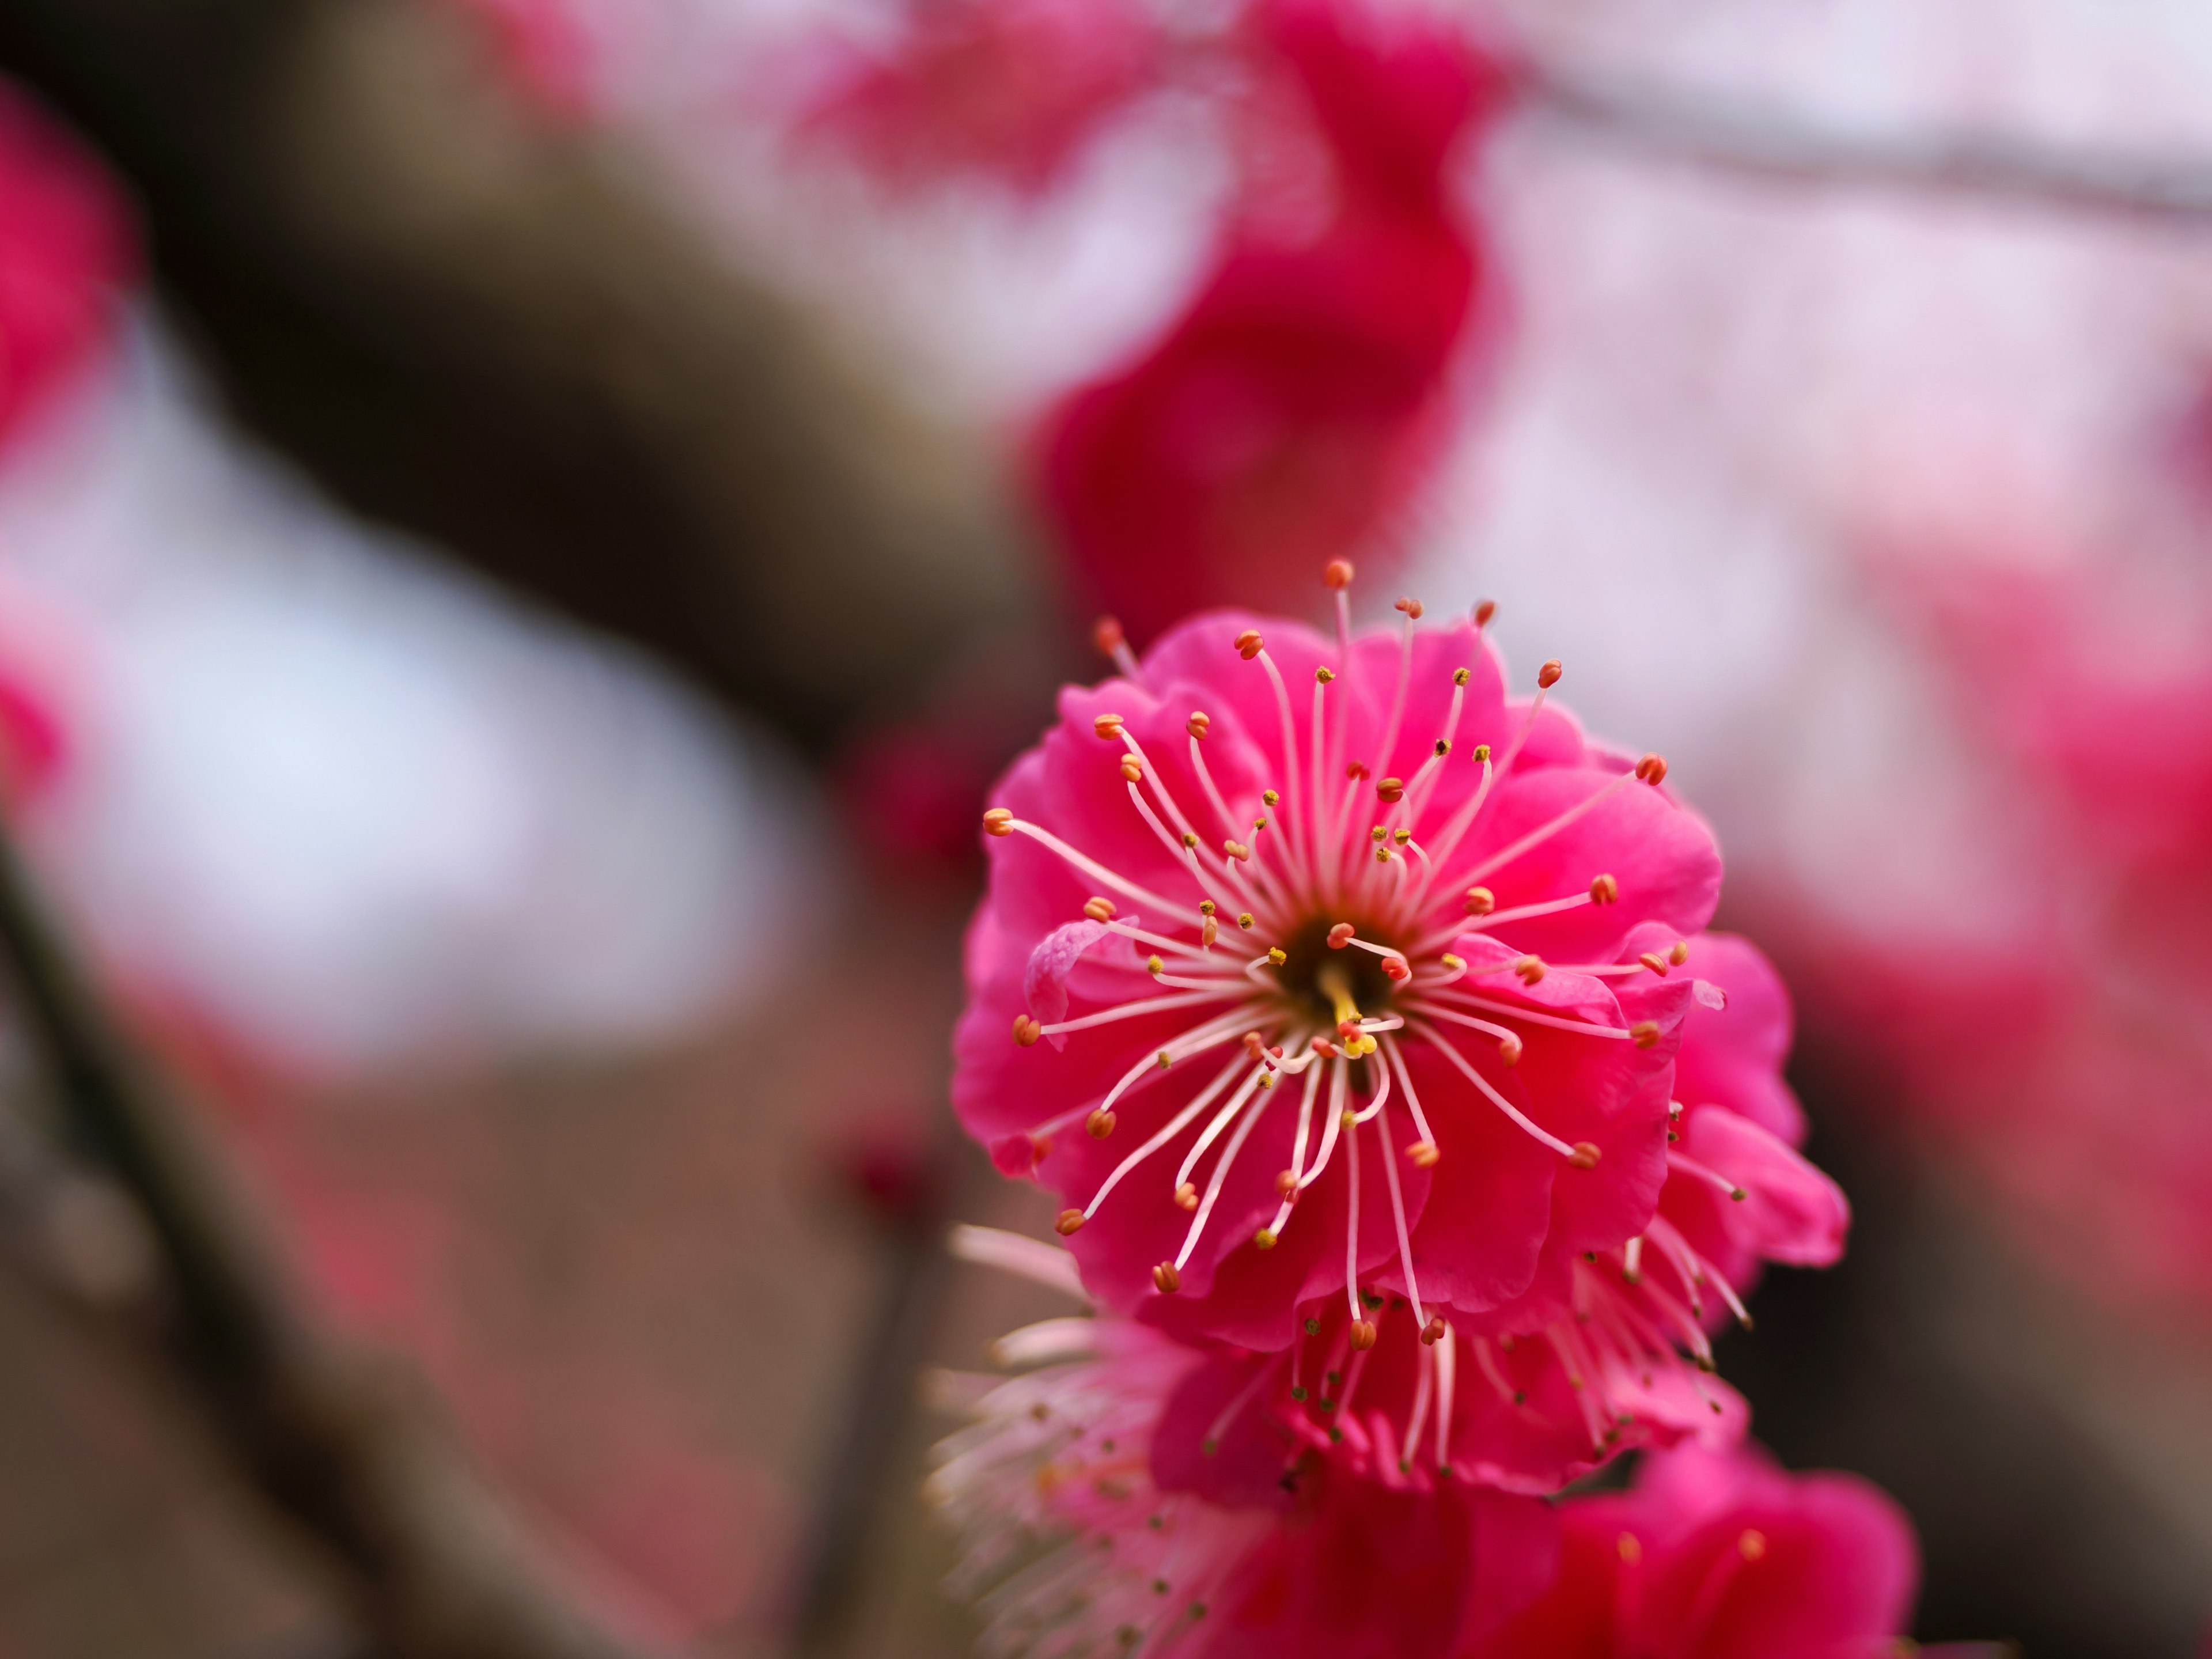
[955,577,1725,1356]
[1033,0,1506,645]
[799,0,1161,198]
[1141,933,1843,1495]
[1464,1442,1919,1659]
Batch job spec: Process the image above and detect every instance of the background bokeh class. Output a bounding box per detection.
[0,1,2209,1656]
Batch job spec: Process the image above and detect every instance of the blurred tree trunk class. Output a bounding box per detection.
[0,0,1033,747]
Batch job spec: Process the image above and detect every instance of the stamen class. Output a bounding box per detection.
[1406,1020,1583,1160]
[1380,1035,1441,1158]
[1461,770,1640,886]
[1374,609,1416,782]
[1374,1109,1427,1328]
[1094,615,1142,683]
[1199,1356,1281,1456]
[1471,1332,1519,1408]
[1433,1327,1457,1474]
[1420,988,1635,1041]
[1037,989,1243,1039]
[1252,649,1309,881]
[1400,1339,1435,1471]
[996,817,1202,925]
[1056,1009,1257,1139]
[1666,1150,1748,1202]
[1173,1078,1278,1272]
[1408,1001,1524,1063]
[1172,1051,1281,1190]
[1342,1105,1365,1328]
[1464,888,1599,930]
[1497,658,1567,790]
[1408,748,1496,903]
[1082,1052,1253,1222]
[1262,1064,1327,1238]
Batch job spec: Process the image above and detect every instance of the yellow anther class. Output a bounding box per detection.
[1267,947,1287,966]
[1147,955,1165,975]
[1238,912,1255,929]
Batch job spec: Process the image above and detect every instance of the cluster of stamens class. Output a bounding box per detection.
[984,566,1734,1446]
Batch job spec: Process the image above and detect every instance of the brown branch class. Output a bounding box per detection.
[0,0,1036,749]
[1522,58,2212,228]
[0,824,660,1659]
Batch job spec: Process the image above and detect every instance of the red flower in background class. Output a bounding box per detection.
[801,0,1160,196]
[444,0,602,123]
[1464,1443,1919,1659]
[1034,0,1507,646]
[0,74,133,813]
[0,80,134,449]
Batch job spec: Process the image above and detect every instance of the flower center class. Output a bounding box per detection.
[1273,912,1400,1032]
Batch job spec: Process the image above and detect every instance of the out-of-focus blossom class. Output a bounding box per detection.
[445,0,603,122]
[798,0,1161,197]
[0,79,134,449]
[0,592,72,810]
[1036,0,1505,645]
[0,74,131,814]
[1463,1442,1919,1659]
[935,1232,1907,1659]
[956,589,1731,1357]
[1399,5,2212,1333]
[930,1237,1555,1659]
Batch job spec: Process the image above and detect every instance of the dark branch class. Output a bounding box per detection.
[0,824,657,1659]
[0,0,1035,750]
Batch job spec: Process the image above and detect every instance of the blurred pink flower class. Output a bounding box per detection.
[0,646,66,808]
[444,0,602,122]
[799,0,1160,196]
[955,595,1727,1353]
[937,1240,1904,1659]
[931,1296,1555,1659]
[1033,0,1505,645]
[1463,1442,1919,1659]
[0,78,134,446]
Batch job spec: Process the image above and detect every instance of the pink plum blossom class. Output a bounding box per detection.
[1463,1442,1919,1659]
[798,0,1160,198]
[1132,930,1842,1497]
[1035,0,1505,645]
[954,577,1726,1355]
[930,1232,1556,1659]
[0,78,134,449]
[934,1232,1904,1659]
